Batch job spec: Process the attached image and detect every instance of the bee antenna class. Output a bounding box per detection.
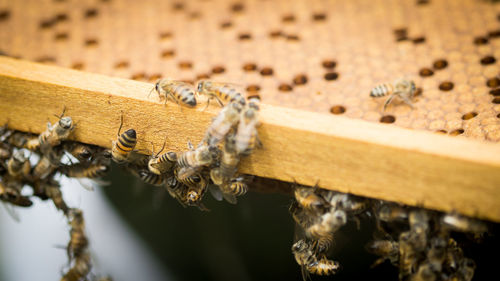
[117,112,124,136]
[156,135,167,157]
[148,83,157,99]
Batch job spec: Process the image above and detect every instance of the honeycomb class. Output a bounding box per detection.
[0,0,500,141]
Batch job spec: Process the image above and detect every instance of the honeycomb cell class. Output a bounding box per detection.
[330,105,346,114]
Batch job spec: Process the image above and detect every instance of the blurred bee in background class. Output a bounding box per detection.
[61,162,109,179]
[5,149,31,180]
[370,79,416,111]
[0,180,33,208]
[366,239,399,268]
[32,147,64,180]
[67,208,88,261]
[306,210,346,252]
[203,101,242,147]
[441,212,488,234]
[196,80,246,109]
[38,108,75,151]
[63,142,94,163]
[176,141,214,180]
[138,170,165,186]
[152,79,197,107]
[408,210,430,252]
[61,252,92,281]
[0,143,12,159]
[111,115,137,164]
[42,179,69,215]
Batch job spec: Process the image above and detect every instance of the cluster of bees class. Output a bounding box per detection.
[0,110,111,280]
[116,78,262,209]
[290,184,370,279]
[370,79,417,111]
[290,183,489,281]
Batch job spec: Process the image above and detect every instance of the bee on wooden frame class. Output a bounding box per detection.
[151,79,197,107]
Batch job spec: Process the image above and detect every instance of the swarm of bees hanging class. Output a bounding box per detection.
[289,180,489,281]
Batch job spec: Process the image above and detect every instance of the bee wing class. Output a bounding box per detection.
[1,201,20,222]
[222,193,237,204]
[208,184,223,201]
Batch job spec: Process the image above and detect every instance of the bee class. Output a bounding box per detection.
[196,80,246,109]
[44,181,69,214]
[441,213,487,234]
[111,116,137,164]
[186,175,208,207]
[38,109,74,149]
[0,180,33,207]
[399,231,420,280]
[226,176,248,196]
[307,255,341,276]
[152,79,197,107]
[444,238,463,273]
[408,210,430,252]
[0,143,12,159]
[67,208,88,260]
[366,239,399,267]
[457,258,476,281]
[148,150,177,175]
[292,239,317,281]
[370,79,416,110]
[427,236,447,272]
[204,101,242,147]
[377,203,408,223]
[210,133,239,186]
[63,142,94,162]
[6,150,31,180]
[61,163,109,179]
[412,263,437,281]
[306,210,346,252]
[235,98,261,155]
[176,142,214,179]
[293,184,327,213]
[166,176,209,211]
[32,148,64,180]
[61,252,92,281]
[138,170,165,186]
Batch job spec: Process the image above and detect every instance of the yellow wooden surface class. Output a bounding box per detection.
[1,56,500,222]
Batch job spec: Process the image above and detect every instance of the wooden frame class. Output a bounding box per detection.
[1,56,499,222]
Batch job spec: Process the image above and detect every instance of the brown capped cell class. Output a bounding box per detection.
[419,68,434,77]
[39,19,55,29]
[488,30,500,38]
[293,74,308,85]
[114,61,129,69]
[380,115,396,123]
[286,34,300,41]
[324,72,339,81]
[480,56,496,65]
[212,66,226,74]
[330,105,346,114]
[449,129,464,136]
[493,97,500,104]
[159,32,173,40]
[490,88,500,96]
[435,130,447,134]
[462,112,478,120]
[433,59,448,70]
[84,38,99,47]
[439,81,454,91]
[412,36,426,44]
[243,63,257,71]
[474,36,489,45]
[71,62,84,70]
[54,13,69,23]
[230,3,244,13]
[486,77,500,88]
[312,13,327,21]
[322,60,337,69]
[161,49,175,58]
[416,0,430,5]
[269,30,283,38]
[54,32,69,41]
[84,8,98,19]
[131,72,147,81]
[172,2,184,11]
[238,33,252,40]
[282,14,295,23]
[260,67,274,76]
[246,85,261,92]
[178,61,193,69]
[220,21,233,29]
[278,83,293,92]
[196,73,211,80]
[0,9,10,22]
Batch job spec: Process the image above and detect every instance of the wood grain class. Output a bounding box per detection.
[1,56,500,222]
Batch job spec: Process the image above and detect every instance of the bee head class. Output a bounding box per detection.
[59,117,73,129]
[196,81,204,93]
[292,240,307,252]
[187,190,200,204]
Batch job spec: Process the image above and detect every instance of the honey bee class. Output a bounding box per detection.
[289,201,313,230]
[306,210,346,252]
[427,236,447,272]
[32,148,63,180]
[399,231,420,280]
[370,79,416,110]
[412,263,437,281]
[186,175,208,207]
[441,213,487,234]
[226,176,248,196]
[152,79,197,107]
[38,109,74,149]
[61,163,109,179]
[0,144,11,159]
[204,101,242,147]
[408,210,430,251]
[210,133,238,186]
[148,150,177,175]
[111,116,137,164]
[366,239,399,268]
[0,180,33,207]
[6,150,31,180]
[44,181,69,214]
[63,142,94,162]
[166,176,209,211]
[377,203,409,223]
[196,80,246,109]
[176,142,214,179]
[235,98,261,155]
[307,255,341,276]
[67,208,88,260]
[61,252,92,281]
[138,170,165,186]
[457,258,476,281]
[293,184,327,213]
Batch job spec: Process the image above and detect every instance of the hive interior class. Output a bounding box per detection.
[0,0,500,141]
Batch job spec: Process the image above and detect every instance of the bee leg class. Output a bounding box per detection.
[383,95,396,111]
[400,95,414,109]
[215,96,225,107]
[202,98,211,111]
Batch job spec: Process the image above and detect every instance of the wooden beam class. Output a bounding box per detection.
[1,56,500,222]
